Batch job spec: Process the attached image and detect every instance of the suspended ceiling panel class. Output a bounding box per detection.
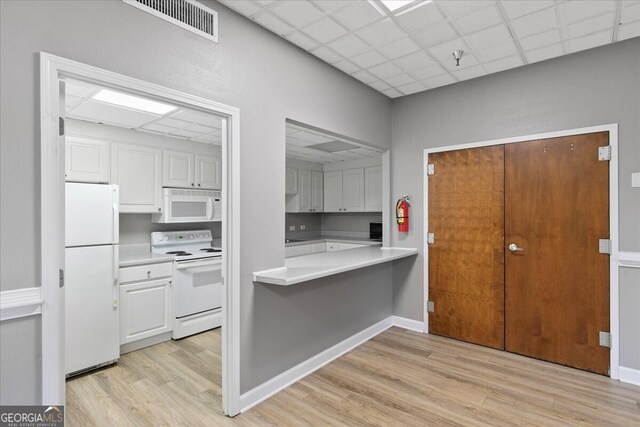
[220,0,640,98]
[65,79,224,144]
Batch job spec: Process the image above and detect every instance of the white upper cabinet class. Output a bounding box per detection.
[365,166,383,212]
[286,169,323,213]
[342,168,365,212]
[323,171,343,212]
[285,167,298,195]
[163,150,194,188]
[65,135,110,183]
[311,171,323,213]
[298,170,312,212]
[195,154,221,190]
[111,143,162,213]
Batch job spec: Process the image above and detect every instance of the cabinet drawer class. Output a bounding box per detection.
[119,262,173,284]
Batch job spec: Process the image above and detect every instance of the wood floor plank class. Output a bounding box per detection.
[67,327,640,426]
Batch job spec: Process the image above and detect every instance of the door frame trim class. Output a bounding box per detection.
[39,52,242,414]
[422,123,619,379]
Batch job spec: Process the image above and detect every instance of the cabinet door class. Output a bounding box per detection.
[323,171,343,212]
[120,278,173,344]
[326,242,341,252]
[111,143,162,213]
[365,166,383,212]
[163,150,194,189]
[342,168,365,212]
[311,171,324,212]
[65,135,110,183]
[285,168,298,195]
[298,170,312,212]
[311,242,326,253]
[195,154,221,190]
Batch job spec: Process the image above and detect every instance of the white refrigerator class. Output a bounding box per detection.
[65,182,120,375]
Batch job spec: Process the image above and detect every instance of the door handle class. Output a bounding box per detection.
[508,243,524,253]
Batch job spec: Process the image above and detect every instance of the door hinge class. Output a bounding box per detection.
[58,117,65,136]
[598,239,612,254]
[427,301,435,313]
[599,331,611,348]
[427,164,435,175]
[59,269,64,288]
[598,145,611,161]
[427,232,435,244]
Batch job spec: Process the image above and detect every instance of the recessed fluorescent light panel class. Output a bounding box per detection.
[380,0,417,12]
[92,89,177,115]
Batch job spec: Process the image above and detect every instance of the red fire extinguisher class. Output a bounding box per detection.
[396,195,410,232]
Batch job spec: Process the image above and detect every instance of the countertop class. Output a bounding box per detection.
[119,245,174,267]
[285,236,381,247]
[254,245,418,286]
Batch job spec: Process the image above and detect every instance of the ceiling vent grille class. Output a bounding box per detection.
[123,0,218,42]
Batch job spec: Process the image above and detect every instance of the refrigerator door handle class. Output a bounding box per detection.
[112,185,120,245]
[113,245,119,309]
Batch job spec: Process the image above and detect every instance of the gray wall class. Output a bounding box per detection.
[0,0,391,402]
[0,317,41,404]
[390,38,640,368]
[119,214,222,246]
[286,212,382,240]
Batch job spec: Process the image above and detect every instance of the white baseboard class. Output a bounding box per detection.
[240,317,394,412]
[619,366,640,386]
[0,287,43,322]
[390,315,425,332]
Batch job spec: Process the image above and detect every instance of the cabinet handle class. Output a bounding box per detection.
[198,183,201,187]
[158,208,162,212]
[191,183,195,187]
[147,271,151,278]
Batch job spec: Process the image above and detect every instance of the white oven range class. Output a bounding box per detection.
[151,230,222,339]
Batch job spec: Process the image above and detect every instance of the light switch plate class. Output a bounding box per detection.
[289,226,295,231]
[632,172,640,188]
[300,225,306,230]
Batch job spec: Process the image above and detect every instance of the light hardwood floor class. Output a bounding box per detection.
[67,327,640,426]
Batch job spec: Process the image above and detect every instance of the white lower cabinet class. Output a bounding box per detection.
[119,262,173,346]
[285,241,368,257]
[326,242,367,252]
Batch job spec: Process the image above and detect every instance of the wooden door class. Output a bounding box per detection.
[505,132,610,375]
[428,146,505,350]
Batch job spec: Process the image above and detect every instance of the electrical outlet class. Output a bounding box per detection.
[289,226,295,231]
[632,172,640,188]
[300,225,306,230]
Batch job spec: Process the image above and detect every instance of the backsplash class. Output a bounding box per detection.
[119,214,222,246]
[286,212,382,240]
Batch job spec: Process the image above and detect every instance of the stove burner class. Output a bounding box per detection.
[200,248,222,253]
[166,251,192,256]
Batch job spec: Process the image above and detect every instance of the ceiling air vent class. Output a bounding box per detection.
[123,0,218,43]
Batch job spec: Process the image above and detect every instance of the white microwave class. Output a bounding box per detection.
[152,188,221,223]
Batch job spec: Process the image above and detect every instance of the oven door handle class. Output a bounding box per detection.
[175,259,222,270]
[206,198,214,221]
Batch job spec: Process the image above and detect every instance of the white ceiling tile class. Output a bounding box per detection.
[484,55,524,73]
[223,0,262,16]
[314,0,351,12]
[384,73,415,87]
[396,81,427,95]
[368,61,404,79]
[377,37,420,59]
[352,70,378,84]
[154,117,191,128]
[437,0,492,17]
[568,13,614,39]
[356,19,406,47]
[382,88,403,98]
[500,0,554,20]
[567,29,613,53]
[443,53,479,71]
[169,128,203,138]
[66,80,96,98]
[184,123,216,134]
[255,0,275,5]
[452,64,486,81]
[368,80,392,91]
[423,73,456,89]
[519,29,561,51]
[559,0,616,24]
[428,38,470,62]
[69,100,160,127]
[334,1,384,31]
[395,1,444,32]
[622,2,640,24]
[413,21,458,47]
[285,32,318,50]
[271,1,323,27]
[464,24,512,50]
[395,51,433,70]
[254,12,295,36]
[351,50,388,68]
[141,123,177,133]
[511,7,558,38]
[454,5,503,35]
[618,20,640,40]
[334,60,361,74]
[302,17,348,43]
[525,43,564,63]
[328,34,371,57]
[410,63,446,80]
[312,46,344,64]
[477,40,518,61]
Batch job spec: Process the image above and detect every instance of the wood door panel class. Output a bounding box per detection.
[428,146,505,350]
[505,132,609,375]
